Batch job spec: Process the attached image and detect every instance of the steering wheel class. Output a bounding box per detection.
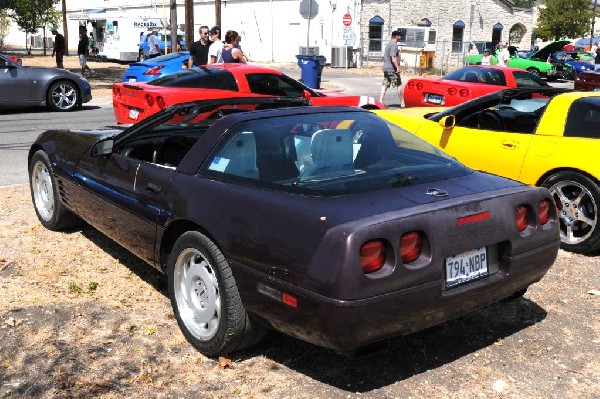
[476,110,504,130]
[152,137,193,167]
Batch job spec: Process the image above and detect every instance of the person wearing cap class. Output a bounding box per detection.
[379,30,404,106]
[497,42,510,67]
[208,26,223,64]
[51,28,65,68]
[188,25,211,68]
[147,30,161,58]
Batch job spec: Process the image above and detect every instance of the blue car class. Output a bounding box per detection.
[550,51,593,78]
[123,51,190,83]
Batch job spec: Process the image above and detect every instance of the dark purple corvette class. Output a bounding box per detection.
[28,97,559,356]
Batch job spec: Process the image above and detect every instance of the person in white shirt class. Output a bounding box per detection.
[497,43,510,67]
[147,30,161,59]
[208,26,223,64]
[481,50,493,66]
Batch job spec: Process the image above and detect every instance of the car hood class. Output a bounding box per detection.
[530,40,571,59]
[24,66,85,79]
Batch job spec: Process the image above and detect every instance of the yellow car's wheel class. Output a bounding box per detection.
[543,171,600,254]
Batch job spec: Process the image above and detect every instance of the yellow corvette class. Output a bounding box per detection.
[376,88,600,254]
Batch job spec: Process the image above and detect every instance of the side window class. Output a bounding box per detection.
[514,71,544,87]
[246,74,304,97]
[564,99,600,138]
[484,70,507,86]
[207,131,260,179]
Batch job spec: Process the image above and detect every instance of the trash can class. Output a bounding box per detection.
[296,55,327,89]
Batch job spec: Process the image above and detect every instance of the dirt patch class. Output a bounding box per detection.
[1,183,599,398]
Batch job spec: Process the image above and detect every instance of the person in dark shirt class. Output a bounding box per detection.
[51,28,65,68]
[188,25,211,68]
[77,26,92,75]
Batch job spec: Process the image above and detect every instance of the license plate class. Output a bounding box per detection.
[445,247,488,288]
[425,93,444,105]
[129,108,139,120]
[593,87,600,92]
[128,78,137,82]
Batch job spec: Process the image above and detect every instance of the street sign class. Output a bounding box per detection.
[342,13,352,27]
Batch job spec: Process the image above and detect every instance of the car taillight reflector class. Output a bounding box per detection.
[145,94,154,107]
[407,81,415,89]
[516,205,529,232]
[400,231,422,264]
[143,65,166,76]
[113,87,121,98]
[415,82,424,90]
[360,240,386,274]
[447,87,457,96]
[459,89,470,97]
[457,211,491,226]
[538,200,551,225]
[281,293,298,308]
[157,96,166,109]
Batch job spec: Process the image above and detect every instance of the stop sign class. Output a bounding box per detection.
[342,13,352,27]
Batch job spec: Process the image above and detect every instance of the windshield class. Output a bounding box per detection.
[201,112,470,196]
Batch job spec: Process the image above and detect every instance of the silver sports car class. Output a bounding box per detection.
[0,53,92,112]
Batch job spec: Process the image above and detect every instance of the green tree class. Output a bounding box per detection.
[513,0,535,8]
[0,10,10,48]
[534,0,594,41]
[10,0,58,54]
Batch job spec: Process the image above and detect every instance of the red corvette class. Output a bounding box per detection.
[113,63,385,124]
[404,65,549,107]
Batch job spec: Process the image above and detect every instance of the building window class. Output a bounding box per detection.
[492,23,503,48]
[369,16,384,52]
[452,20,465,53]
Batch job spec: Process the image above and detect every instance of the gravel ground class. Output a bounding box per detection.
[1,183,599,399]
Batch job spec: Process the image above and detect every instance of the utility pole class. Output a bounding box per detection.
[591,0,598,49]
[170,0,177,53]
[216,0,221,27]
[185,0,193,52]
[61,0,68,55]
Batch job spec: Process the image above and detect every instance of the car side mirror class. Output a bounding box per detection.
[439,115,455,129]
[302,89,312,100]
[91,138,114,157]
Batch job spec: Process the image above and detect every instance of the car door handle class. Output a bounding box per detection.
[501,140,519,149]
[146,183,162,194]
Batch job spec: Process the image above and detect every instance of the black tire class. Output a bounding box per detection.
[47,80,79,112]
[526,67,541,78]
[28,150,80,230]
[168,231,266,356]
[501,288,527,302]
[542,171,600,253]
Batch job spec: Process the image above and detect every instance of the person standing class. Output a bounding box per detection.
[51,28,65,68]
[147,30,161,59]
[481,49,493,66]
[497,43,510,67]
[188,25,211,68]
[221,30,246,63]
[78,26,92,75]
[208,26,223,64]
[595,46,600,71]
[379,30,404,106]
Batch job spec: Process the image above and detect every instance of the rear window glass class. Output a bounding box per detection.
[201,112,470,196]
[564,97,600,138]
[246,73,306,97]
[148,68,239,91]
[443,67,507,86]
[513,71,547,87]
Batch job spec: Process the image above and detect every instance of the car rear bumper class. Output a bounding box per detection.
[233,239,557,351]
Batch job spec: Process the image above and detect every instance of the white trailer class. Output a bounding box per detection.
[84,13,164,62]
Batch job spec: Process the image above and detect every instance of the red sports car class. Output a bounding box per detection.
[113,63,385,124]
[574,70,600,91]
[404,65,549,107]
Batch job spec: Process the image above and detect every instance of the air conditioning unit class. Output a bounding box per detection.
[331,46,353,68]
[299,46,319,56]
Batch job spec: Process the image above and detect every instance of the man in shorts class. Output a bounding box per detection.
[78,26,92,75]
[379,30,404,106]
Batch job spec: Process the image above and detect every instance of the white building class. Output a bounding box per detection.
[4,0,537,68]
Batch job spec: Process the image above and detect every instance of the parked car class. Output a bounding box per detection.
[123,51,190,83]
[548,51,592,78]
[139,31,186,61]
[28,96,559,356]
[0,52,23,65]
[0,53,92,111]
[403,65,548,107]
[375,87,600,253]
[113,63,385,124]
[467,41,572,80]
[574,70,600,91]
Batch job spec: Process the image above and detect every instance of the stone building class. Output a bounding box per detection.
[358,0,535,70]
